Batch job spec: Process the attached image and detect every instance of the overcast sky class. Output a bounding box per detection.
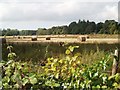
[0,0,119,30]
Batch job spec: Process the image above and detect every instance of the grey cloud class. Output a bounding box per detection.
[1,2,117,21]
[0,0,118,29]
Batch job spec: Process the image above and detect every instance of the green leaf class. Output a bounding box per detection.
[29,75,37,85]
[53,83,60,87]
[69,46,74,52]
[66,56,70,61]
[96,85,100,88]
[22,78,29,86]
[14,83,19,88]
[7,46,13,50]
[113,82,118,87]
[45,80,51,86]
[59,59,63,64]
[89,71,92,78]
[3,83,9,88]
[30,77,37,85]
[11,62,15,68]
[74,53,80,57]
[45,80,60,87]
[71,67,75,73]
[5,70,11,76]
[55,73,59,79]
[6,60,13,65]
[74,46,79,48]
[53,59,58,63]
[16,64,22,70]
[65,49,71,55]
[11,75,16,82]
[2,76,10,83]
[102,85,107,88]
[93,72,98,77]
[108,75,115,80]
[102,76,107,83]
[13,70,22,80]
[115,73,120,82]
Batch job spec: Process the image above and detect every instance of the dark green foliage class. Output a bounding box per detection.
[96,22,103,33]
[36,28,47,35]
[99,20,118,34]
[2,28,19,36]
[1,45,120,89]
[47,26,69,35]
[2,29,36,36]
[1,20,120,35]
[19,30,36,35]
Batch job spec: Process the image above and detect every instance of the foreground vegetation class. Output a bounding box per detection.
[3,43,118,63]
[0,46,120,89]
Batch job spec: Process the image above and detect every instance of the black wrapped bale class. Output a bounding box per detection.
[46,37,50,40]
[78,36,86,42]
[86,36,89,39]
[18,36,20,39]
[31,36,37,41]
[81,37,86,42]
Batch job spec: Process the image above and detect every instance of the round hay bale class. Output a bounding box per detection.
[46,37,51,40]
[81,37,86,42]
[86,36,89,39]
[31,36,37,41]
[18,36,20,39]
[77,36,86,42]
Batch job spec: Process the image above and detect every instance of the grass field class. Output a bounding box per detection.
[2,34,119,63]
[1,34,118,38]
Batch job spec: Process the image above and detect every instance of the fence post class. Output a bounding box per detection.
[112,49,119,75]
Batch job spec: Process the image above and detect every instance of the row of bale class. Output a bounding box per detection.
[31,36,51,41]
[31,35,89,42]
[0,35,90,43]
[13,36,51,41]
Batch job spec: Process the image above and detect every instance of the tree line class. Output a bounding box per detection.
[1,20,120,36]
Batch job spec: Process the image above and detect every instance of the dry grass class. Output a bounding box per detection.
[89,34,118,38]
[1,34,119,44]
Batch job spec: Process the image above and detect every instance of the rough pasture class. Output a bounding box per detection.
[0,34,119,44]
